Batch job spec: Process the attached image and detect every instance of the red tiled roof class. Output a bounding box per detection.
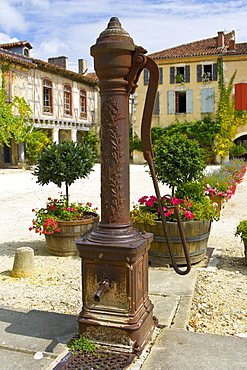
[234,42,247,55]
[0,48,34,67]
[87,72,99,81]
[0,46,97,86]
[0,40,33,50]
[149,31,246,60]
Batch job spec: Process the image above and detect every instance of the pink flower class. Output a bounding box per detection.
[146,199,155,207]
[171,198,180,205]
[184,211,195,219]
[138,196,148,203]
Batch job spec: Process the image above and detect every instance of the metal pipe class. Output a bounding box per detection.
[94,280,110,302]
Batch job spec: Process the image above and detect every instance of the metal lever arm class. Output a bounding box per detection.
[140,57,191,275]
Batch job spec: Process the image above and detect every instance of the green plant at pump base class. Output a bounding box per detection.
[235,220,247,241]
[67,335,97,354]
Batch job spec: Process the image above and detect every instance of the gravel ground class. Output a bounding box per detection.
[0,164,246,337]
[188,171,247,337]
[0,164,170,314]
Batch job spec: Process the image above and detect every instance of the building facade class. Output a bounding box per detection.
[0,41,99,167]
[133,31,247,163]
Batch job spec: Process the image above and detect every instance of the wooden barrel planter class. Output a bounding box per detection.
[133,220,211,266]
[45,213,99,257]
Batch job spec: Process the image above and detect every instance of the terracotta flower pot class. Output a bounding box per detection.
[133,220,211,266]
[45,213,99,256]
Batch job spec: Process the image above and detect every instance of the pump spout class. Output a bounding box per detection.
[94,280,110,302]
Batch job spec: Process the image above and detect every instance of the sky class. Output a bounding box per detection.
[1,0,247,73]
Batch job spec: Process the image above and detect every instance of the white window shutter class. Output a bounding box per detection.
[167,90,174,114]
[186,89,193,113]
[201,88,214,113]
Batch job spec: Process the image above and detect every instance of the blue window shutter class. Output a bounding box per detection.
[186,90,193,113]
[170,67,175,84]
[201,88,214,113]
[197,65,202,82]
[185,65,190,83]
[167,90,174,114]
[154,92,160,114]
[212,63,218,81]
[159,67,163,84]
[144,69,149,85]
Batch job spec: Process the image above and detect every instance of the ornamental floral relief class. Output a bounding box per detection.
[101,97,126,223]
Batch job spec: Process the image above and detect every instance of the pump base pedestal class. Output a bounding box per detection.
[76,227,156,353]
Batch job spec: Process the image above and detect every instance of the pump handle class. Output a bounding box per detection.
[127,51,191,275]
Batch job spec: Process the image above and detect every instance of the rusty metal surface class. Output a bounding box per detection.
[53,350,136,370]
[76,17,157,351]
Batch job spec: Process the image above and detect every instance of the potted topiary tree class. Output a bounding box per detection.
[31,137,99,256]
[131,133,216,266]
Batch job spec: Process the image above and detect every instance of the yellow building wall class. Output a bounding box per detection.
[132,55,247,163]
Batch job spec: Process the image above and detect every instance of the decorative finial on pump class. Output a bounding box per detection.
[97,16,133,41]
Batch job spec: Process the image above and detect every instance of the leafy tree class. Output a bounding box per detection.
[0,68,32,146]
[186,116,220,161]
[152,116,220,162]
[33,140,98,206]
[129,131,142,153]
[153,133,206,195]
[25,129,52,165]
[152,123,187,145]
[229,143,246,158]
[82,131,99,160]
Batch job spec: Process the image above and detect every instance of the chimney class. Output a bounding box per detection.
[228,39,236,51]
[78,59,88,75]
[48,56,68,69]
[217,31,224,48]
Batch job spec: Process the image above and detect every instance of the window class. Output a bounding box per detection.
[143,67,163,85]
[154,92,160,114]
[170,65,190,84]
[175,91,186,113]
[159,68,163,84]
[80,89,87,118]
[197,64,217,82]
[201,88,214,113]
[144,69,149,85]
[64,84,72,115]
[43,79,53,113]
[235,83,247,111]
[167,90,193,114]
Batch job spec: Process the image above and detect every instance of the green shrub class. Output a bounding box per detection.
[235,220,247,241]
[153,133,206,195]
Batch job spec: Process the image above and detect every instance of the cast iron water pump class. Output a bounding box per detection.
[76,17,190,353]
